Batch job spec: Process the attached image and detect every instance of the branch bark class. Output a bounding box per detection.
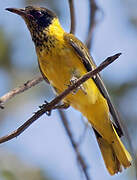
[68,0,76,34]
[0,76,44,109]
[86,0,98,50]
[60,1,89,179]
[58,109,90,180]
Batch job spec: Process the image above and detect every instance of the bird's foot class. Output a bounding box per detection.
[69,76,87,95]
[39,101,70,116]
[53,102,70,110]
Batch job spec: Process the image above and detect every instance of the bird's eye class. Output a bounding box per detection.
[36,11,42,17]
[30,10,43,19]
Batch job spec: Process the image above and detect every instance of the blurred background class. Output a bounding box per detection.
[0,0,137,179]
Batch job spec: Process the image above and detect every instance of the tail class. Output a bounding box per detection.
[94,126,132,175]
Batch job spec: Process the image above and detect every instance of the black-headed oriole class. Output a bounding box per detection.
[6,6,132,175]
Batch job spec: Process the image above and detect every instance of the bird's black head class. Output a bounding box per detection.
[6,6,60,50]
[6,6,57,31]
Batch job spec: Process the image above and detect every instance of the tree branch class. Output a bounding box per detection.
[58,110,90,180]
[0,76,44,109]
[86,0,98,50]
[0,53,121,144]
[68,0,76,34]
[61,1,90,179]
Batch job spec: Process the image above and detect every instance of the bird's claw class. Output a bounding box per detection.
[69,76,87,95]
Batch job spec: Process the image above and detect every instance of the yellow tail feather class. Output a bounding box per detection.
[96,136,122,175]
[111,125,132,168]
[94,125,132,175]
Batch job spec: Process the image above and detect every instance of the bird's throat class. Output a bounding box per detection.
[30,18,65,54]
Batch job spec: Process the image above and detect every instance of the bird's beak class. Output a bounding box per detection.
[6,8,27,17]
[6,8,34,20]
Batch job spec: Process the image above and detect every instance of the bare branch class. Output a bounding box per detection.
[68,0,76,34]
[0,53,121,144]
[0,76,44,109]
[62,1,90,179]
[86,0,98,50]
[58,109,90,180]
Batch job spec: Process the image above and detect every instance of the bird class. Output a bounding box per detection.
[6,6,132,175]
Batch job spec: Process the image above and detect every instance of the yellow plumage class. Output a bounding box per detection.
[37,18,132,175]
[6,6,132,175]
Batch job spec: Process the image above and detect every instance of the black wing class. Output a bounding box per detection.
[64,33,123,137]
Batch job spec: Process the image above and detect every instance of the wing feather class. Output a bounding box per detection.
[64,33,123,137]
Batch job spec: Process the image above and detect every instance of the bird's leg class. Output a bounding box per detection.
[38,101,70,116]
[53,102,70,110]
[69,76,87,95]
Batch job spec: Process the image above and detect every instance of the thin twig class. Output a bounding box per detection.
[86,0,98,50]
[68,0,76,34]
[63,1,89,179]
[58,109,90,180]
[0,53,121,144]
[0,76,44,109]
